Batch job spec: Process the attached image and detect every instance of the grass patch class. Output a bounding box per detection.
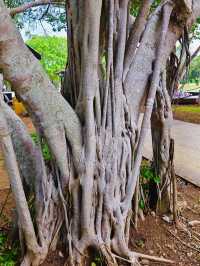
[173,105,200,124]
[172,105,200,113]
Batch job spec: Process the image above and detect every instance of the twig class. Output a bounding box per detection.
[112,243,174,265]
[134,252,175,264]
[192,230,200,238]
[113,253,137,264]
[188,220,200,227]
[10,0,63,16]
[167,229,200,253]
[170,139,178,225]
[134,177,139,229]
[191,233,200,244]
[186,206,199,215]
[0,188,11,219]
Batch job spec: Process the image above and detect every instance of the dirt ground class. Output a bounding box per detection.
[0,116,35,190]
[0,180,199,266]
[132,180,200,266]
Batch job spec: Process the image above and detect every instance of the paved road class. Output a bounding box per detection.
[143,119,200,187]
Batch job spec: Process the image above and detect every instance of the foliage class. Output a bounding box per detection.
[139,163,161,210]
[140,165,160,184]
[191,18,200,40]
[26,36,67,86]
[179,83,200,91]
[0,232,18,266]
[188,55,200,83]
[4,0,66,32]
[22,6,66,34]
[90,252,103,266]
[130,0,161,17]
[31,133,52,161]
[4,0,25,29]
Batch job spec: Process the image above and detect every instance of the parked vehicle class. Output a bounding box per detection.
[2,91,15,105]
[173,90,200,104]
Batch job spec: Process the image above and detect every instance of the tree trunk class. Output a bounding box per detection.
[150,71,173,214]
[0,0,200,265]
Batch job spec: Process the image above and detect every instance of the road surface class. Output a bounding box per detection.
[143,119,200,187]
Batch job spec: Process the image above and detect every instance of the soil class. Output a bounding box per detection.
[0,180,199,265]
[41,251,65,266]
[0,189,14,229]
[0,115,35,190]
[131,179,200,266]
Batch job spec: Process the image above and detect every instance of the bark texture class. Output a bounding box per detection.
[150,71,173,214]
[0,0,200,265]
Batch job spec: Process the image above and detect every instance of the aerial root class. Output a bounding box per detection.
[100,243,174,265]
[106,251,174,265]
[134,252,175,264]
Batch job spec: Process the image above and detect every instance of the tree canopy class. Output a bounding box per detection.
[188,55,200,83]
[26,36,67,86]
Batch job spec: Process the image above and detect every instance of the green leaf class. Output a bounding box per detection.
[0,232,18,266]
[26,36,67,86]
[139,199,145,210]
[140,165,154,180]
[153,175,161,184]
[31,133,52,161]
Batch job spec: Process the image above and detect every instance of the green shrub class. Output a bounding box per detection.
[26,36,67,86]
[139,163,161,210]
[140,165,160,184]
[0,232,18,266]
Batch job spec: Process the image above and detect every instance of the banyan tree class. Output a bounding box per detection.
[0,0,199,265]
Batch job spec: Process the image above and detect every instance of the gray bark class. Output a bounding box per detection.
[0,0,200,265]
[151,71,173,214]
[0,96,44,266]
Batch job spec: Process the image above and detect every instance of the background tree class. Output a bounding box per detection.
[0,0,200,266]
[188,55,200,84]
[6,0,65,32]
[27,36,67,86]
[169,18,200,87]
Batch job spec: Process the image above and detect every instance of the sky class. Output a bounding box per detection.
[21,21,66,41]
[191,39,200,54]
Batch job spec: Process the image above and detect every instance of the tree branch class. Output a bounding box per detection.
[123,1,174,213]
[0,96,39,257]
[0,0,83,175]
[123,0,154,80]
[2,101,43,185]
[191,43,200,61]
[9,0,64,16]
[124,0,200,124]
